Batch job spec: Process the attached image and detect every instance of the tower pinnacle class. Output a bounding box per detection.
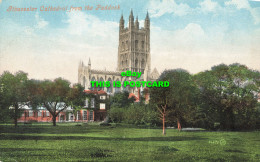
[129,9,134,29]
[120,13,124,30]
[146,11,149,20]
[135,16,139,29]
[145,11,150,29]
[88,58,91,66]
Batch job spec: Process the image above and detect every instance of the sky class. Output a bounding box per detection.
[0,0,259,83]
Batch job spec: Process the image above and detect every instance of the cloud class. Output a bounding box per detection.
[0,11,119,83]
[150,21,260,74]
[66,11,118,41]
[250,7,260,24]
[35,12,49,29]
[200,0,220,12]
[225,0,260,24]
[23,13,49,36]
[148,0,191,17]
[175,23,205,42]
[225,0,250,9]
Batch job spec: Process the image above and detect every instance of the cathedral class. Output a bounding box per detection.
[78,10,159,95]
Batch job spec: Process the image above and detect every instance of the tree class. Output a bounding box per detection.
[68,84,86,122]
[110,91,135,108]
[150,69,199,135]
[31,78,84,126]
[0,71,28,127]
[194,63,260,130]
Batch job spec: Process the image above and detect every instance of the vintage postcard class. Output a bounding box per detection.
[0,0,260,161]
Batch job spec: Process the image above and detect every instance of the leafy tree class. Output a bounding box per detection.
[0,71,28,127]
[108,106,125,123]
[150,69,199,135]
[110,91,135,108]
[30,78,84,126]
[194,63,260,130]
[69,84,86,122]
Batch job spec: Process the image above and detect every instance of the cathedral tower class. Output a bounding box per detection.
[117,10,151,77]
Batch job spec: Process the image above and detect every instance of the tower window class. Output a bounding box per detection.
[122,42,125,51]
[135,40,138,50]
[141,59,145,69]
[142,41,144,49]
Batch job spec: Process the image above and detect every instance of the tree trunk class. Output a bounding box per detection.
[162,113,166,135]
[14,104,18,128]
[52,115,57,126]
[177,119,181,131]
[74,112,77,122]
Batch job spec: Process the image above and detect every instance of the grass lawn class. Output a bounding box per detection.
[0,123,259,161]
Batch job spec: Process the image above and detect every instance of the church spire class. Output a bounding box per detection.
[135,16,139,29]
[129,9,134,29]
[145,11,149,20]
[120,13,124,30]
[88,58,91,66]
[145,11,150,29]
[130,9,134,19]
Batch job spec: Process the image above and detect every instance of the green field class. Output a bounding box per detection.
[0,123,259,161]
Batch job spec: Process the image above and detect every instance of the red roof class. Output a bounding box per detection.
[84,89,107,95]
[128,93,139,102]
[97,90,107,95]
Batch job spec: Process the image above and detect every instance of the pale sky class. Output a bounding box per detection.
[0,0,259,83]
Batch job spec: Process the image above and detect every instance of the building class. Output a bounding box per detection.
[18,11,158,123]
[18,107,67,123]
[78,10,159,95]
[18,89,109,123]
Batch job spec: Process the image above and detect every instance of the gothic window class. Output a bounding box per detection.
[90,77,96,90]
[122,42,125,51]
[114,79,120,93]
[126,41,128,50]
[142,41,144,49]
[107,78,112,93]
[123,78,129,92]
[135,58,138,68]
[135,40,138,50]
[141,59,145,69]
[99,77,104,90]
[83,76,86,88]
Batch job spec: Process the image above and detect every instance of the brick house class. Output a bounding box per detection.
[18,90,109,123]
[18,106,67,123]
